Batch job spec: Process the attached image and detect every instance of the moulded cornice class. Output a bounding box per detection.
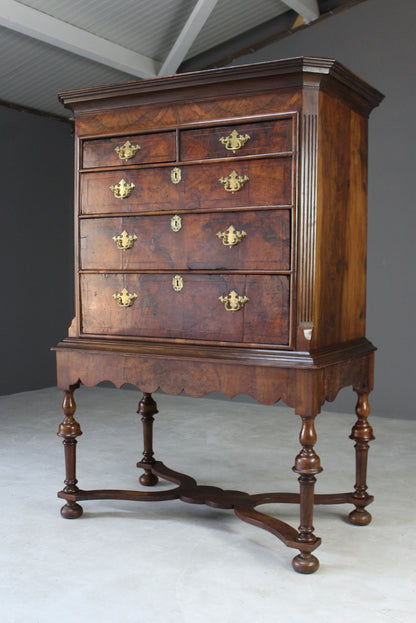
[58,57,384,117]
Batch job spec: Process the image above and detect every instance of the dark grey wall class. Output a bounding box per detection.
[0,105,74,394]
[1,0,414,421]
[227,0,416,418]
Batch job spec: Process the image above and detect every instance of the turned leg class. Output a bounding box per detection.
[292,415,322,574]
[137,393,159,486]
[349,390,375,525]
[57,384,83,519]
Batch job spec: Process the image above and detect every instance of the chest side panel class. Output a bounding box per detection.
[312,92,368,349]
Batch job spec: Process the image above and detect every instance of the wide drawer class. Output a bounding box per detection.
[80,158,293,214]
[80,273,290,345]
[82,131,176,168]
[180,117,294,161]
[79,210,291,271]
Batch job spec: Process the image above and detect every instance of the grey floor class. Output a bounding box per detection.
[0,385,415,623]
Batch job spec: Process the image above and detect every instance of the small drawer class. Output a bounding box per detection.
[80,273,290,346]
[80,210,291,271]
[180,118,294,161]
[80,157,293,214]
[82,131,176,168]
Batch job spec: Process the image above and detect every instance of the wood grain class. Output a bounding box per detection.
[79,209,292,271]
[82,130,176,168]
[55,58,383,572]
[80,157,293,215]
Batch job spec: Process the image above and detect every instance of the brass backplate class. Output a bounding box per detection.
[170,167,182,184]
[113,288,137,307]
[219,129,250,153]
[216,225,247,247]
[171,215,182,232]
[110,178,135,199]
[219,290,249,312]
[115,140,140,161]
[112,230,137,250]
[218,170,249,193]
[172,275,184,291]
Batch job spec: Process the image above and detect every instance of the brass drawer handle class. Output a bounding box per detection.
[218,170,249,193]
[219,290,249,312]
[113,288,137,308]
[216,225,246,247]
[115,140,140,161]
[112,230,137,250]
[110,178,135,199]
[219,129,250,153]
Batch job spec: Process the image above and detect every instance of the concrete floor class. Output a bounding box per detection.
[0,385,414,623]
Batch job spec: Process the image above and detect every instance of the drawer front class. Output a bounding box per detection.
[80,158,293,214]
[82,131,176,168]
[180,118,294,161]
[80,273,290,345]
[80,210,291,271]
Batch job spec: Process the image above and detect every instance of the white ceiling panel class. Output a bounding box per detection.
[0,1,364,119]
[186,0,289,58]
[16,0,199,60]
[0,25,134,117]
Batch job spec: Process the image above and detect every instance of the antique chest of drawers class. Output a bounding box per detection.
[55,57,383,573]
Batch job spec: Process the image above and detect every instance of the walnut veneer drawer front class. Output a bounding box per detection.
[80,158,293,214]
[57,58,384,573]
[180,118,294,161]
[80,273,290,345]
[79,210,291,271]
[82,132,176,168]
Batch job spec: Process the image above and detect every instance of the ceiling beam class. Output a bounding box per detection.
[282,0,320,23]
[0,0,161,78]
[158,0,219,76]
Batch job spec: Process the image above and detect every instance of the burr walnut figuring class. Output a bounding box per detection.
[54,57,383,573]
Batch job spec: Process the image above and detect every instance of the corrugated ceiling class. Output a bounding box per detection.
[0,0,366,119]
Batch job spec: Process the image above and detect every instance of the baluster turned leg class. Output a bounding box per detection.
[292,415,322,574]
[349,390,375,525]
[137,393,159,486]
[57,384,83,519]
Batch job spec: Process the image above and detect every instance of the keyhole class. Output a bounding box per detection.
[172,275,184,292]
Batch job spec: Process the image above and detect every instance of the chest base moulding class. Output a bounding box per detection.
[54,57,383,573]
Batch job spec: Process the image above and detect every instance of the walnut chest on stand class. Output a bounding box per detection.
[54,57,383,573]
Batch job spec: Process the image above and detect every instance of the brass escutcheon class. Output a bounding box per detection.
[115,140,140,161]
[112,230,137,250]
[216,225,247,248]
[218,170,249,193]
[113,288,137,307]
[172,275,183,292]
[219,290,249,312]
[110,178,135,199]
[219,129,250,153]
[171,215,182,232]
[170,167,182,184]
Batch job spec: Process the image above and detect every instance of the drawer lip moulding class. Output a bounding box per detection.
[54,56,384,573]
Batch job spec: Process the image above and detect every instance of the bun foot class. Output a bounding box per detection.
[349,508,372,526]
[292,552,320,574]
[60,502,83,519]
[139,471,159,487]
